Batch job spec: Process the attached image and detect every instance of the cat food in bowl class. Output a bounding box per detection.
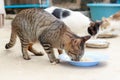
[68,56,99,67]
[80,57,93,62]
[59,52,108,67]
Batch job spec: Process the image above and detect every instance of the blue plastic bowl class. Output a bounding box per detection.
[68,61,98,67]
[87,3,120,21]
[59,52,108,67]
[117,0,120,3]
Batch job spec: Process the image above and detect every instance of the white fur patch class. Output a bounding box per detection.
[45,6,91,36]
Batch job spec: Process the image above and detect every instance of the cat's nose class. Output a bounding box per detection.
[71,58,79,61]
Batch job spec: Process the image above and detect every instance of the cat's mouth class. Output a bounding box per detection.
[68,52,82,61]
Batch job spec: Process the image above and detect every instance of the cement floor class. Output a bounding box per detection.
[0,19,120,80]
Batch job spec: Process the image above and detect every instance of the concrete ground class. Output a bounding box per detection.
[0,19,120,80]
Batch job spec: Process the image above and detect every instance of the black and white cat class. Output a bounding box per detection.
[45,6,102,36]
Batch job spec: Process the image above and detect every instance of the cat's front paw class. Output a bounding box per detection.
[23,55,31,60]
[50,59,60,65]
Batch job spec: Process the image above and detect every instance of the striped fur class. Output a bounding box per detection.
[5,8,91,64]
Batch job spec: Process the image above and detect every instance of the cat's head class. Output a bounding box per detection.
[65,35,91,61]
[88,21,102,36]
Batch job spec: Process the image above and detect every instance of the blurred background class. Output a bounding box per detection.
[4,0,116,14]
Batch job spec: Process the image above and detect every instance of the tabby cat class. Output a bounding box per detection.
[5,8,90,64]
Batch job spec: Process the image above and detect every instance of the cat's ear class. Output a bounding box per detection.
[102,17,109,23]
[101,17,110,29]
[71,38,80,46]
[102,17,106,21]
[81,35,91,42]
[90,22,95,26]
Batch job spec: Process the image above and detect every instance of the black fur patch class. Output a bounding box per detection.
[52,8,70,19]
[88,22,102,36]
[62,10,70,18]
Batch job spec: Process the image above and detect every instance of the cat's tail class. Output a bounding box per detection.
[5,28,17,49]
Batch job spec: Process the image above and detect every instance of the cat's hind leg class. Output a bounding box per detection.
[28,43,44,56]
[18,32,31,60]
[5,29,17,49]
